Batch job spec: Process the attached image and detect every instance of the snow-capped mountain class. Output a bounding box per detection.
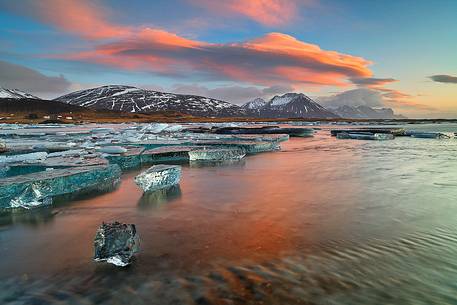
[242,98,266,110]
[0,87,38,99]
[244,93,338,118]
[331,105,405,119]
[55,85,246,117]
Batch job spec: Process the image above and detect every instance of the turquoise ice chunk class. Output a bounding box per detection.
[134,165,181,193]
[0,164,121,210]
[103,147,144,170]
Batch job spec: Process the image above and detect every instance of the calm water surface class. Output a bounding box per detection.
[2,123,457,304]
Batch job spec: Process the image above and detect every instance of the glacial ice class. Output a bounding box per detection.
[0,122,295,209]
[142,123,169,133]
[140,146,194,163]
[134,165,182,193]
[336,132,394,140]
[0,152,48,164]
[91,128,115,134]
[405,131,452,139]
[47,149,89,157]
[0,164,121,210]
[212,126,314,137]
[98,146,128,154]
[189,140,280,154]
[331,128,405,137]
[94,222,139,267]
[188,148,246,161]
[10,182,53,209]
[163,125,183,133]
[103,147,144,170]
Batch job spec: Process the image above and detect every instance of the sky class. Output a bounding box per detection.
[0,0,456,118]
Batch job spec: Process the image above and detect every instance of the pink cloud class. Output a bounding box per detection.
[3,0,130,39]
[190,0,307,26]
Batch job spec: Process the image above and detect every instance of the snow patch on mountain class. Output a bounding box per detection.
[0,87,39,99]
[269,93,297,106]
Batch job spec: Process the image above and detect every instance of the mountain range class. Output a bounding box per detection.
[0,86,404,119]
[55,86,340,118]
[54,85,245,117]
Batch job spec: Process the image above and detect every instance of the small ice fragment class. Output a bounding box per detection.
[144,123,169,133]
[106,256,129,267]
[47,149,88,158]
[94,222,139,267]
[163,125,183,133]
[134,165,182,192]
[188,148,246,161]
[98,146,128,154]
[91,128,115,134]
[0,140,6,153]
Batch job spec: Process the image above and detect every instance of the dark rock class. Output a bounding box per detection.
[94,221,139,266]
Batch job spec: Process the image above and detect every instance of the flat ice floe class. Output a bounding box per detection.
[188,148,246,161]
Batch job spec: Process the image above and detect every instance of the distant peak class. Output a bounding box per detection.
[242,97,267,109]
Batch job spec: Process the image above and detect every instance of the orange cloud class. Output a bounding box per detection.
[9,0,373,88]
[59,32,373,87]
[190,0,305,26]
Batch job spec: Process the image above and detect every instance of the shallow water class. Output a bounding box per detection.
[2,123,457,304]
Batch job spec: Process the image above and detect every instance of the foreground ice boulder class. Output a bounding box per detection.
[94,222,139,267]
[134,165,182,192]
[188,148,246,161]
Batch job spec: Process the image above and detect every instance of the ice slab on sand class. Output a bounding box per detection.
[336,132,394,140]
[140,146,195,163]
[331,128,405,137]
[0,164,121,209]
[189,148,246,161]
[94,222,139,267]
[134,165,182,193]
[2,155,108,178]
[405,131,452,139]
[191,140,280,154]
[213,126,314,137]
